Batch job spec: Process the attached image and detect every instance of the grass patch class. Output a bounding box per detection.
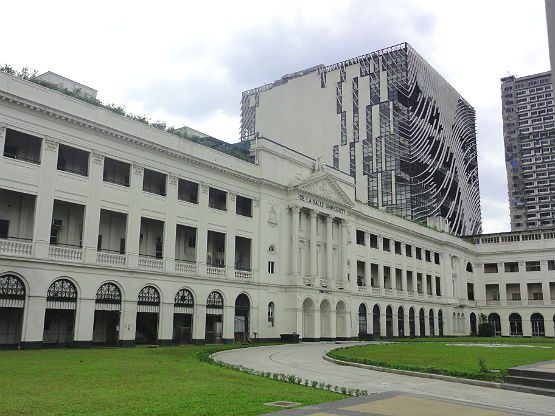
[328,338,555,382]
[0,345,343,416]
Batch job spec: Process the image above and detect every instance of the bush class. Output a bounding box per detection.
[478,323,494,337]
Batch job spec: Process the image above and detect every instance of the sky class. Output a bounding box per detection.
[2,0,551,233]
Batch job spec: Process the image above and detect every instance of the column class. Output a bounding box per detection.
[412,272,418,293]
[291,205,300,278]
[120,299,138,347]
[520,282,529,305]
[340,219,349,286]
[424,312,430,336]
[158,301,174,345]
[431,274,437,298]
[32,137,59,259]
[126,163,144,268]
[21,295,46,349]
[392,311,399,337]
[0,124,6,154]
[164,175,178,273]
[404,311,410,338]
[379,311,387,337]
[402,269,408,296]
[223,305,235,344]
[367,310,373,335]
[330,309,337,340]
[83,152,104,264]
[309,210,318,279]
[197,183,209,276]
[500,282,507,304]
[192,303,207,344]
[74,298,95,347]
[326,216,334,281]
[441,253,452,299]
[414,312,421,337]
[226,192,237,278]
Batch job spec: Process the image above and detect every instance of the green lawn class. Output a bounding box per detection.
[328,338,555,382]
[0,345,343,416]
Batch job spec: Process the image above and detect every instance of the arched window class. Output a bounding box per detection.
[531,313,545,337]
[268,302,275,326]
[358,304,367,336]
[268,244,276,253]
[47,279,77,301]
[207,291,223,308]
[0,274,25,300]
[96,283,121,304]
[509,313,522,336]
[175,288,194,306]
[488,313,501,336]
[138,286,160,305]
[466,262,473,273]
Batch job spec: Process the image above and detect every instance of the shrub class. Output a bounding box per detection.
[478,323,494,337]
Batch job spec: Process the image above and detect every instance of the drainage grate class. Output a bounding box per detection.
[264,401,302,408]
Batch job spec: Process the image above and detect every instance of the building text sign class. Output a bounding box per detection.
[298,194,346,215]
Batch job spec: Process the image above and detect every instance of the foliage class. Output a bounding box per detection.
[478,323,494,337]
[327,339,555,383]
[0,64,253,162]
[0,345,343,416]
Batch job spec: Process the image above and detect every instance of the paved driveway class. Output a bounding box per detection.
[214,342,555,416]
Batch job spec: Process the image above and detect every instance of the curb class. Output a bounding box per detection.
[323,354,502,389]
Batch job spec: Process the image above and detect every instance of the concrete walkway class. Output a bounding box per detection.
[214,342,555,416]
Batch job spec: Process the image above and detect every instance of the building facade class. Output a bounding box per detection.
[501,72,555,231]
[240,43,482,236]
[0,71,554,349]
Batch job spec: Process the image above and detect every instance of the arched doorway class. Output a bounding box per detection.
[461,313,466,333]
[136,286,160,344]
[302,298,315,340]
[320,299,332,340]
[0,274,25,348]
[509,313,523,337]
[43,279,77,346]
[419,308,425,337]
[373,305,380,338]
[470,312,477,336]
[428,309,435,337]
[234,294,250,343]
[385,306,393,338]
[93,282,121,346]
[336,300,347,340]
[409,307,415,337]
[531,313,545,337]
[173,288,194,344]
[397,306,404,337]
[488,313,501,336]
[438,310,444,336]
[206,291,224,344]
[453,312,458,333]
[358,304,367,339]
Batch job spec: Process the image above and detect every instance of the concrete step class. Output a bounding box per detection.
[505,375,555,390]
[507,368,555,381]
[502,383,555,397]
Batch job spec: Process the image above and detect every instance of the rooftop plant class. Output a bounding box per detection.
[0,65,253,162]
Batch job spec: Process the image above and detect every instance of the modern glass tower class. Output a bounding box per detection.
[501,72,555,230]
[241,43,482,235]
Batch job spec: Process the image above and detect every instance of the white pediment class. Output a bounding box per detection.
[292,171,353,208]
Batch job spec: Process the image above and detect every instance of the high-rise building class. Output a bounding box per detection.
[546,0,555,89]
[240,43,481,236]
[501,72,555,230]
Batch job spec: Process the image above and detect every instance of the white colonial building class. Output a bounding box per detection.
[0,71,554,348]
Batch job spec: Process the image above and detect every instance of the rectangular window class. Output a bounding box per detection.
[525,261,541,272]
[356,230,365,245]
[57,144,89,176]
[382,237,390,252]
[143,168,167,196]
[434,253,440,265]
[0,219,8,239]
[405,244,412,257]
[332,145,339,169]
[3,128,42,164]
[484,263,498,273]
[208,187,227,210]
[236,195,253,217]
[268,261,275,274]
[548,260,555,270]
[416,247,422,260]
[369,234,378,249]
[394,241,402,255]
[425,250,431,262]
[504,262,519,272]
[103,157,130,187]
[349,142,355,177]
[178,179,199,203]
